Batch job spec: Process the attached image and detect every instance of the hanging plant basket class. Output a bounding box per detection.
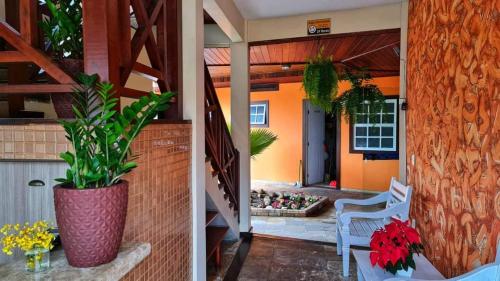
[332,71,386,122]
[302,48,338,112]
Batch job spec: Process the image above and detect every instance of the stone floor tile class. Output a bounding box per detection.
[238,237,359,281]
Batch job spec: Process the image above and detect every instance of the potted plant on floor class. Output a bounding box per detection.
[369,219,424,277]
[54,74,173,267]
[40,0,83,118]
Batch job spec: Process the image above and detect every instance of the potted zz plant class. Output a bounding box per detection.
[369,219,424,277]
[53,74,173,268]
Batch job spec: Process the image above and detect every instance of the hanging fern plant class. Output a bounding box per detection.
[302,48,338,112]
[332,70,386,122]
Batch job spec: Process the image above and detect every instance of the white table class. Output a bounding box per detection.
[353,250,446,281]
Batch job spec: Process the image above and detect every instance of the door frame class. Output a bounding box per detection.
[302,100,341,188]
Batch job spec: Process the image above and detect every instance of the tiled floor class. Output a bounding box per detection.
[237,237,358,281]
[208,240,242,281]
[251,186,381,243]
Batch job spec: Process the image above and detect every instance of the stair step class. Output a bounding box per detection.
[206,226,229,263]
[206,211,218,226]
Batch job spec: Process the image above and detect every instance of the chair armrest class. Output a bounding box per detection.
[334,192,389,213]
[339,203,406,225]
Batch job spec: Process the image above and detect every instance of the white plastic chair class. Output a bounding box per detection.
[335,177,413,277]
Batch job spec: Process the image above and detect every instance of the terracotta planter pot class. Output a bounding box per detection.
[51,59,83,119]
[53,181,129,268]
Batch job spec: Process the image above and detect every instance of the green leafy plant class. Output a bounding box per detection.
[332,70,386,122]
[302,48,339,112]
[57,74,174,189]
[227,124,278,159]
[250,129,278,159]
[39,0,83,59]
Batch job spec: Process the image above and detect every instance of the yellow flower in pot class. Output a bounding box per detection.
[54,74,174,267]
[0,221,55,272]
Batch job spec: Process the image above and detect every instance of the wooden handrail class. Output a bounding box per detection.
[204,62,240,214]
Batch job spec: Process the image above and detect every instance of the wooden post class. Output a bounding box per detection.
[19,0,38,44]
[82,0,121,107]
[161,0,182,119]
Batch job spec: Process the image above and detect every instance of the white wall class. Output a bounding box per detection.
[183,0,206,280]
[247,3,402,42]
[204,0,245,42]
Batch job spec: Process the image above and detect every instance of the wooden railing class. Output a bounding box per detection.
[204,63,240,214]
[0,0,181,119]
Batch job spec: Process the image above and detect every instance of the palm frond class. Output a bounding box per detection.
[250,129,278,159]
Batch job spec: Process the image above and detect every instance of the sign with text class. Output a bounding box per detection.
[307,18,331,35]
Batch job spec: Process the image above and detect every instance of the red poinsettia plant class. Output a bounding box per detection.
[369,219,424,274]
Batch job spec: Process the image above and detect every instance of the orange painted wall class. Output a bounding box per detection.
[216,84,304,183]
[339,76,400,192]
[215,76,400,191]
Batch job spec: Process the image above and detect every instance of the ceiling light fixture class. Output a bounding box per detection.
[281,63,291,71]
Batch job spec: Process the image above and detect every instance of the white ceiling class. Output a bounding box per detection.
[233,0,402,19]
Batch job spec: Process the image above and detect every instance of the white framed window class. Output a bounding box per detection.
[351,99,398,152]
[250,101,269,127]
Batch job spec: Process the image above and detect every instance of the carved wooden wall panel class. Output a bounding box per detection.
[407,0,499,277]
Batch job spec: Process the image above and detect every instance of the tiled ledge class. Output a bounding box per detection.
[0,242,151,281]
[0,122,191,160]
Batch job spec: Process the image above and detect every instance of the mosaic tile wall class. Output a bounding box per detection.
[0,124,68,160]
[121,123,192,281]
[0,123,192,280]
[407,0,499,277]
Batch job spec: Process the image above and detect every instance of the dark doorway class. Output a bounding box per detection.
[324,113,341,189]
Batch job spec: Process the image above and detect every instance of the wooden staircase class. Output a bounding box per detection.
[204,62,240,215]
[206,211,229,269]
[204,62,239,271]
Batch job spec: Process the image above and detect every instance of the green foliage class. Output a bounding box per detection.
[302,48,339,112]
[39,0,83,59]
[227,124,278,159]
[250,129,278,159]
[56,74,174,189]
[332,70,386,122]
